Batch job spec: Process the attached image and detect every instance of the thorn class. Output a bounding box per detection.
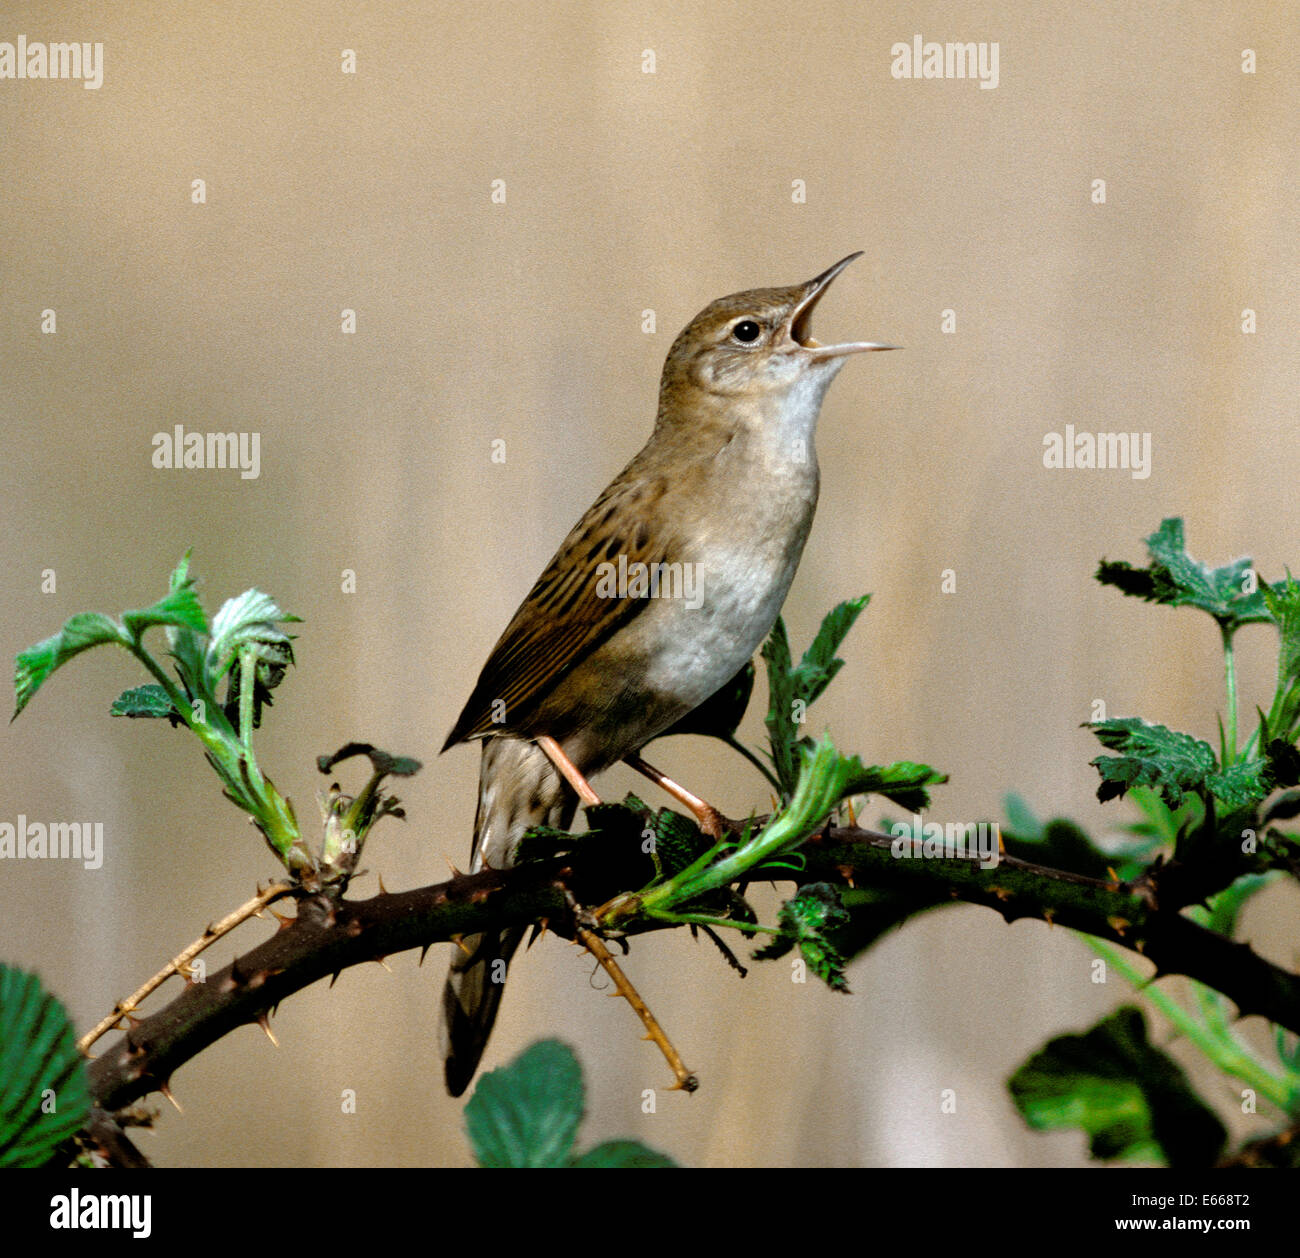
[536,918,550,941]
[269,906,295,929]
[256,1012,280,1047]
[1107,915,1130,937]
[377,872,389,895]
[990,885,1013,902]
[845,797,857,828]
[445,857,463,878]
[453,934,474,957]
[159,1080,184,1113]
[328,970,342,988]
[997,828,1006,854]
[418,944,431,967]
[836,863,856,888]
[1043,908,1056,927]
[373,955,392,972]
[1106,865,1121,886]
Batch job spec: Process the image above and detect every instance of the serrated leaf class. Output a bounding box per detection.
[651,808,710,878]
[772,741,947,859]
[1090,718,1215,808]
[206,588,296,681]
[120,575,208,641]
[1008,1006,1226,1167]
[794,595,870,706]
[753,882,851,991]
[761,617,800,796]
[570,1140,678,1168]
[1204,757,1269,809]
[1265,574,1300,681]
[760,600,871,798]
[0,966,89,1167]
[841,759,948,813]
[1096,519,1270,631]
[13,613,124,719]
[110,684,180,719]
[464,1039,584,1168]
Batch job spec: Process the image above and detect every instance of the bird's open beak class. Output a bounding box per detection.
[786,252,899,360]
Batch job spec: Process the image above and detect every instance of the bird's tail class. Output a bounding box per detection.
[441,735,575,1096]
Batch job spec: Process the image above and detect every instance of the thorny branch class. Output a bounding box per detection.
[83,821,1300,1151]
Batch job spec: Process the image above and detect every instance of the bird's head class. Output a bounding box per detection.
[658,253,896,418]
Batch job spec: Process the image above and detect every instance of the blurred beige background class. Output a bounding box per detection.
[3,1,1297,1167]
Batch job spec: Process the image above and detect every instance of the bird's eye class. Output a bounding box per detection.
[731,319,762,344]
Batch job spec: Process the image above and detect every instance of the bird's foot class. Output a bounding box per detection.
[623,753,737,839]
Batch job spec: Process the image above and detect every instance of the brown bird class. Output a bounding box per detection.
[440,254,894,1095]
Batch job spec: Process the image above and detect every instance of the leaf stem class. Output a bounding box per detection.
[649,910,782,936]
[1220,623,1239,764]
[721,735,783,794]
[1087,936,1295,1114]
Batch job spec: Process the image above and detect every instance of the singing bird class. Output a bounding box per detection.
[440,254,894,1095]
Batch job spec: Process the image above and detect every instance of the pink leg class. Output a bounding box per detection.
[536,735,602,807]
[624,754,727,838]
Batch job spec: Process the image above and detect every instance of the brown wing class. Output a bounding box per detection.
[443,470,672,748]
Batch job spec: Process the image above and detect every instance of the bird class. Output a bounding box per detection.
[439,253,894,1095]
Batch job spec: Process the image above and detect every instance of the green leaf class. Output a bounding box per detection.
[570,1140,677,1168]
[1090,718,1215,808]
[1204,757,1269,810]
[761,617,801,796]
[1001,814,1124,880]
[0,966,89,1167]
[464,1039,584,1168]
[1264,573,1300,688]
[13,613,124,718]
[1007,1006,1226,1167]
[120,564,208,642]
[753,882,852,991]
[206,589,296,679]
[1095,519,1270,631]
[1001,792,1043,842]
[794,595,870,706]
[1091,718,1274,812]
[781,742,938,846]
[850,760,948,813]
[110,684,180,719]
[761,598,871,798]
[1192,872,1277,937]
[649,807,712,879]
